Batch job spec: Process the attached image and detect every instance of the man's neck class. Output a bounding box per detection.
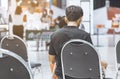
[67,22,78,27]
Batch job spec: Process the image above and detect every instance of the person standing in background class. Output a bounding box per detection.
[79,23,85,30]
[41,9,48,23]
[13,5,24,39]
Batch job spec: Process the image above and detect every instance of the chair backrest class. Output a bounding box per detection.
[0,48,33,79]
[1,35,28,62]
[115,40,120,79]
[116,40,120,64]
[61,39,102,79]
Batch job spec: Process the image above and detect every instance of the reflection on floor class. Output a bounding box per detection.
[27,34,120,79]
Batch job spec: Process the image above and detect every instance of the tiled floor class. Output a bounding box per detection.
[27,41,52,79]
[27,34,120,79]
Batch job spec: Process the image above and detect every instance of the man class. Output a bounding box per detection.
[49,5,107,79]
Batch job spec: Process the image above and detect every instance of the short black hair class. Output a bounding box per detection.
[66,5,83,21]
[58,17,67,28]
[15,6,22,15]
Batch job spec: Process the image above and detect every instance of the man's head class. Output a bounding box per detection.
[65,5,83,26]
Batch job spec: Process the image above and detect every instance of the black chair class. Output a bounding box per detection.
[116,40,120,65]
[115,40,120,79]
[1,35,28,61]
[61,39,103,79]
[0,48,33,79]
[1,35,41,74]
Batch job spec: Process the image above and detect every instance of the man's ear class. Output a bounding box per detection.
[77,17,83,23]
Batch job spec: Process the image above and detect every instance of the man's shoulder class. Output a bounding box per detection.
[82,30,90,35]
[75,28,90,35]
[52,29,64,36]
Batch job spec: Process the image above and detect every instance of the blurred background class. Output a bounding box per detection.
[0,0,120,79]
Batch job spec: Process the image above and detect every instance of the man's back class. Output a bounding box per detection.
[49,26,92,76]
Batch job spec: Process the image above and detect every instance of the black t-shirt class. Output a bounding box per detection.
[49,26,93,76]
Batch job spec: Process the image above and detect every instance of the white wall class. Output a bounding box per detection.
[9,0,17,15]
[80,0,94,34]
[1,0,8,10]
[0,0,8,23]
[66,0,80,7]
[66,0,94,34]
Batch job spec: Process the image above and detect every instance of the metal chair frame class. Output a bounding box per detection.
[115,39,120,79]
[61,39,103,79]
[1,34,41,75]
[0,48,33,79]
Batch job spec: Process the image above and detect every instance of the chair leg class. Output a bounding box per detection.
[32,66,41,75]
[31,63,41,75]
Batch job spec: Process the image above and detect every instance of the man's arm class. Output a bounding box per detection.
[49,54,56,73]
[49,54,56,64]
